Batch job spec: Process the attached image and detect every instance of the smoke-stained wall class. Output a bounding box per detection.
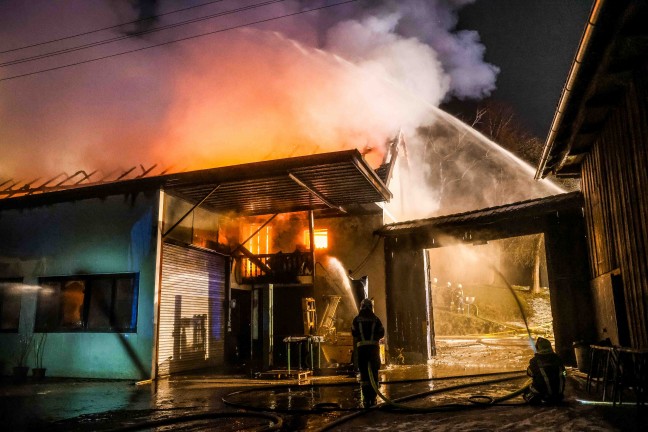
[314,213,387,336]
[0,191,159,379]
[384,236,430,362]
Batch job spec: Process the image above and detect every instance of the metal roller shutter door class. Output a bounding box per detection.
[158,242,226,376]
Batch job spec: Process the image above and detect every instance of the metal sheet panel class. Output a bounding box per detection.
[158,243,226,376]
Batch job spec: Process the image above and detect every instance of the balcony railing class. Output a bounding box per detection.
[238,251,313,284]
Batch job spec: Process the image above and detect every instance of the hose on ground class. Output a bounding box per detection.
[369,364,531,412]
[221,370,526,413]
[107,411,283,432]
[315,370,530,432]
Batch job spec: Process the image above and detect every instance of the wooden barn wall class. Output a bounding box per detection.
[543,209,596,362]
[580,68,648,347]
[384,237,430,362]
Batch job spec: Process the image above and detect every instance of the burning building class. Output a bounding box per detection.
[0,150,391,379]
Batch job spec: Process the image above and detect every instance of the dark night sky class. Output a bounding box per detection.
[445,0,593,138]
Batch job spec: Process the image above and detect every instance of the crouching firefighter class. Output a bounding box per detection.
[524,337,566,405]
[351,298,385,408]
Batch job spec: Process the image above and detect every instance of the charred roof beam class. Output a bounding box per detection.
[288,172,346,213]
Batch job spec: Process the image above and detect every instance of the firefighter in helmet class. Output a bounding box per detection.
[524,337,566,405]
[351,298,385,407]
[452,283,465,313]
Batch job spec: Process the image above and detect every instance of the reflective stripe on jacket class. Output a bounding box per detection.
[352,312,384,348]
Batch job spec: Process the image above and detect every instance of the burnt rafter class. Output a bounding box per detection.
[137,164,157,178]
[3,178,40,198]
[0,151,391,216]
[287,172,340,210]
[0,165,168,200]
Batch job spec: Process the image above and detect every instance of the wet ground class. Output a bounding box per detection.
[1,337,644,431]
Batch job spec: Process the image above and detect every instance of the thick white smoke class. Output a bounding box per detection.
[0,0,559,221]
[0,0,497,178]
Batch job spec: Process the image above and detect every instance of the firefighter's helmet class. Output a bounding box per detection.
[535,337,554,354]
[360,298,373,311]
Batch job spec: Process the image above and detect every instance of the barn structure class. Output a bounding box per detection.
[377,191,593,363]
[0,150,392,379]
[376,0,648,364]
[536,0,648,348]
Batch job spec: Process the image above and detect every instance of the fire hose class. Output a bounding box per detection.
[221,269,538,428]
[108,411,283,432]
[312,370,531,432]
[221,370,527,414]
[315,268,538,430]
[368,365,531,411]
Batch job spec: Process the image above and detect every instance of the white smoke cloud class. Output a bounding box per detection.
[0,0,498,180]
[335,0,500,100]
[0,0,561,223]
[325,13,450,107]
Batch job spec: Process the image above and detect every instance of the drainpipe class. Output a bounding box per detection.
[535,0,605,180]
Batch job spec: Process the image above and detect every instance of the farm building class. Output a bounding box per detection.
[0,150,392,379]
[536,0,648,349]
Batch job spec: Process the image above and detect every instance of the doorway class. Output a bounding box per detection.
[427,234,554,370]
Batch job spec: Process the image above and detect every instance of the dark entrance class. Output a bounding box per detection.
[379,192,596,364]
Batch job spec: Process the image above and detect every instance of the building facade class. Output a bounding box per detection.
[0,150,391,379]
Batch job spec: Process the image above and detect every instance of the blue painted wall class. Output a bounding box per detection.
[0,190,159,379]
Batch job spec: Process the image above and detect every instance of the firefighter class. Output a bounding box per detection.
[351,298,385,407]
[444,281,454,311]
[452,283,465,313]
[524,337,566,405]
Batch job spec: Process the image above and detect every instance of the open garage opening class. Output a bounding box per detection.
[428,233,554,371]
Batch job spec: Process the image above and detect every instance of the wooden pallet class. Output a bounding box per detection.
[255,369,312,380]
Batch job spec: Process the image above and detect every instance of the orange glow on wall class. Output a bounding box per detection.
[304,229,328,250]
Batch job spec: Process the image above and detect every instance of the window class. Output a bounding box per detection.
[303,229,328,250]
[35,274,138,332]
[0,278,22,332]
[246,224,271,254]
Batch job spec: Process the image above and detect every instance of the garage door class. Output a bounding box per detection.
[158,242,226,376]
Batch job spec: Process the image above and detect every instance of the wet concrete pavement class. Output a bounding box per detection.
[1,338,645,431]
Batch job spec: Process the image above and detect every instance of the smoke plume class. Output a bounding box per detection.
[0,0,559,220]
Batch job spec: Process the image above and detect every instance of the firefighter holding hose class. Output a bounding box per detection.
[352,298,385,407]
[524,337,566,405]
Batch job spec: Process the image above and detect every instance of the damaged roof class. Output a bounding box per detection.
[0,150,392,216]
[377,191,583,241]
[163,150,392,215]
[536,0,648,178]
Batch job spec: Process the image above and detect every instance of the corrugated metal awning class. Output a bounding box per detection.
[163,150,392,216]
[0,150,391,215]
